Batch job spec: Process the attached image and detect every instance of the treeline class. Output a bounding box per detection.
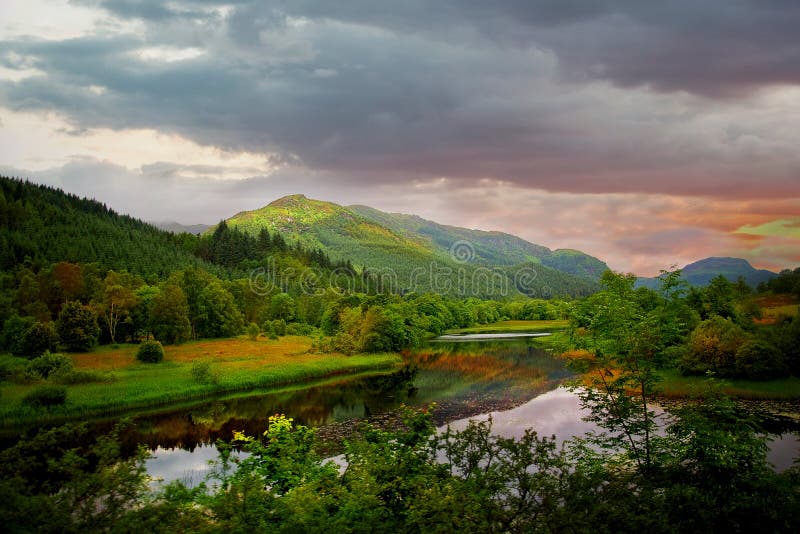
[194,220,354,273]
[0,176,220,277]
[760,267,800,296]
[570,270,800,381]
[0,258,573,358]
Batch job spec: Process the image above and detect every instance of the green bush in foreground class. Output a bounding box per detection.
[246,322,260,341]
[190,359,218,384]
[136,340,164,363]
[26,352,72,379]
[22,385,67,408]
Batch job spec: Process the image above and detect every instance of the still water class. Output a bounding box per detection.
[85,335,795,484]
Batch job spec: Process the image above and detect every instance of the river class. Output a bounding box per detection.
[118,334,797,485]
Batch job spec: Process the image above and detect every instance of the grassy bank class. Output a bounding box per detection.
[446,319,569,335]
[655,368,800,400]
[0,336,401,427]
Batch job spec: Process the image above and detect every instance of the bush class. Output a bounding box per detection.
[735,340,787,380]
[681,316,748,377]
[51,369,112,385]
[1,315,35,355]
[57,301,100,352]
[22,385,67,408]
[190,360,219,384]
[20,322,60,358]
[136,340,164,363]
[246,322,260,341]
[27,352,73,379]
[285,323,315,336]
[0,356,27,381]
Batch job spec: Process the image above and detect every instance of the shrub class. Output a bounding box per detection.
[681,316,748,377]
[27,352,73,379]
[273,319,287,337]
[0,356,27,381]
[22,322,60,358]
[51,369,112,385]
[136,340,164,363]
[246,322,260,341]
[22,385,67,408]
[1,315,34,355]
[285,323,315,336]
[332,332,358,355]
[190,360,219,384]
[57,301,100,352]
[735,340,786,380]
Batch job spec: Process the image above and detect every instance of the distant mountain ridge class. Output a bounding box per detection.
[217,194,604,298]
[152,221,211,235]
[348,205,608,280]
[637,257,777,289]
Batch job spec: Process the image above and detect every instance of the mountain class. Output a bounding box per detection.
[637,257,777,289]
[0,176,221,277]
[348,205,608,280]
[152,221,211,235]
[218,194,602,298]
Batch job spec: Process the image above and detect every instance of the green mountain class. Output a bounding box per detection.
[348,205,608,279]
[637,257,777,289]
[220,194,601,298]
[0,176,220,277]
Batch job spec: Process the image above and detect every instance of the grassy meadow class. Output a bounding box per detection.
[0,336,401,427]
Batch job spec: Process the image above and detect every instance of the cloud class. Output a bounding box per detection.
[1,1,799,200]
[1,1,799,275]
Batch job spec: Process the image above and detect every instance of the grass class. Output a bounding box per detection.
[0,336,401,427]
[656,368,800,400]
[446,319,569,335]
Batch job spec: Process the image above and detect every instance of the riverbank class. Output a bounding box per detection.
[446,319,568,335]
[0,336,402,428]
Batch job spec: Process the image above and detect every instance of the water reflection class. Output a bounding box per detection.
[119,338,567,452]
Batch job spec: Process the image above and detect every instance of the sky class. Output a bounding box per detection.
[1,0,799,276]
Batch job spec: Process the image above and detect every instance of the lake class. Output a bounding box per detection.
[123,334,799,485]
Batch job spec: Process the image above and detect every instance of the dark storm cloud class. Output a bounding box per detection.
[2,0,800,198]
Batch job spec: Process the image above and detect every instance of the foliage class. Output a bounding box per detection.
[681,316,749,376]
[57,300,100,352]
[22,385,67,408]
[0,423,155,532]
[150,284,191,344]
[195,278,244,338]
[136,340,164,363]
[27,351,73,379]
[0,314,34,355]
[5,399,797,532]
[0,176,219,277]
[246,322,260,340]
[190,359,219,385]
[735,339,786,380]
[20,321,60,358]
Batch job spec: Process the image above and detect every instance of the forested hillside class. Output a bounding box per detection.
[349,204,609,279]
[219,194,600,298]
[0,176,217,277]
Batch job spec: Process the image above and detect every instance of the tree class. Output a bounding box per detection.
[681,316,749,376]
[270,293,296,322]
[96,271,138,343]
[20,321,59,358]
[568,270,670,471]
[246,322,260,341]
[735,339,786,380]
[196,279,244,338]
[150,284,191,344]
[57,301,100,352]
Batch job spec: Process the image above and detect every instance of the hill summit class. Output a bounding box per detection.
[215,194,606,298]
